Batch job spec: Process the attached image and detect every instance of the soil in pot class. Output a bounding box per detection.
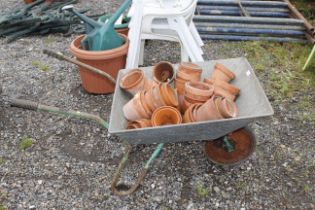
[151,106,182,126]
[69,34,129,94]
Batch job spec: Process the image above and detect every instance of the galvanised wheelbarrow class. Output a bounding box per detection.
[1,57,273,196]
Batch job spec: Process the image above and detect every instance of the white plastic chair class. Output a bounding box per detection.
[126,0,204,68]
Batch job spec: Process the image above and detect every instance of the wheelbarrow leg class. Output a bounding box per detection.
[111,143,164,196]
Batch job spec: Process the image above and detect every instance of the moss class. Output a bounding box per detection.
[19,138,33,150]
[31,60,49,71]
[195,182,209,198]
[0,158,5,165]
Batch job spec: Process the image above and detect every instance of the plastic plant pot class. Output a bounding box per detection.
[210,63,236,82]
[120,69,149,96]
[151,106,182,126]
[69,34,129,94]
[152,61,175,85]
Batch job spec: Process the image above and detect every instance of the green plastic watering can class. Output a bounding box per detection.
[82,0,132,51]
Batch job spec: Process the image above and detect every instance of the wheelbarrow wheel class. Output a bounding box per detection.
[204,127,256,166]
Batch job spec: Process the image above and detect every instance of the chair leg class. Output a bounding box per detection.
[181,45,189,62]
[189,22,204,48]
[168,17,204,62]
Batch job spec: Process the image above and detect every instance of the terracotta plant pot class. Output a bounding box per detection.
[159,83,179,108]
[195,96,238,122]
[184,81,214,102]
[152,61,175,85]
[127,119,152,129]
[213,79,240,96]
[69,34,129,94]
[123,93,150,121]
[120,69,150,95]
[139,90,153,116]
[24,0,33,3]
[215,97,238,118]
[204,78,236,101]
[210,63,235,82]
[194,96,224,122]
[151,106,182,126]
[183,103,203,123]
[177,62,202,81]
[174,77,187,95]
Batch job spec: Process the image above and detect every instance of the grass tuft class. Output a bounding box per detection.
[19,138,33,150]
[195,182,209,198]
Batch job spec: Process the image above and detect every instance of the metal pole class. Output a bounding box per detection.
[194,15,304,25]
[197,26,305,36]
[199,34,307,42]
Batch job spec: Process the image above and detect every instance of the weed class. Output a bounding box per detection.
[44,35,56,44]
[195,182,209,198]
[0,204,5,210]
[161,207,170,210]
[31,60,49,71]
[304,184,310,193]
[0,158,5,165]
[19,138,33,150]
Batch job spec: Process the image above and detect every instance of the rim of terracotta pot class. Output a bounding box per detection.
[180,62,202,71]
[215,97,238,118]
[214,63,235,80]
[133,93,151,119]
[152,61,175,83]
[185,81,214,97]
[213,87,236,101]
[70,34,129,60]
[120,69,144,90]
[152,85,166,108]
[203,78,215,85]
[143,90,155,112]
[214,80,240,96]
[151,106,182,126]
[160,84,179,107]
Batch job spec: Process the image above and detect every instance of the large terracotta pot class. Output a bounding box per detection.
[70,34,129,94]
[151,106,182,126]
[120,69,150,96]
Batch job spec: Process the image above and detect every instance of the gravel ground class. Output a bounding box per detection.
[0,1,314,209]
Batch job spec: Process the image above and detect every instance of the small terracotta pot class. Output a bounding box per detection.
[151,106,182,126]
[127,119,152,129]
[152,61,175,85]
[203,78,236,101]
[177,62,202,81]
[120,69,148,95]
[215,97,238,118]
[184,81,214,102]
[70,34,129,94]
[123,93,150,121]
[159,84,179,108]
[174,77,187,95]
[143,90,155,113]
[194,96,224,122]
[151,84,166,109]
[140,91,153,116]
[213,79,240,96]
[210,63,235,82]
[183,103,202,123]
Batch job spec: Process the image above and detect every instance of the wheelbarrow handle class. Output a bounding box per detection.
[43,49,116,84]
[111,143,164,196]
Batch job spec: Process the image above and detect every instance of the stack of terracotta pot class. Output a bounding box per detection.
[120,61,240,129]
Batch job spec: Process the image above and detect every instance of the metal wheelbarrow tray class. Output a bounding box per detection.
[109,57,274,144]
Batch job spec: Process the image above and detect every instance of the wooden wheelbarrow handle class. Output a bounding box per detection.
[43,49,116,84]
